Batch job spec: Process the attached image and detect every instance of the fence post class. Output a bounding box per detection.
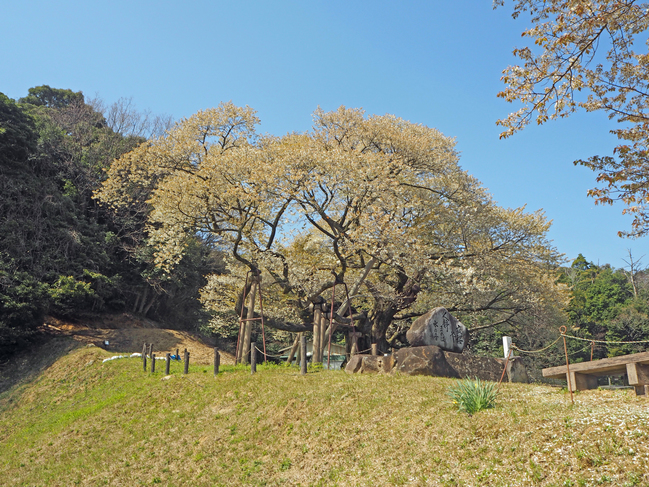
[165,353,171,375]
[560,326,574,405]
[148,343,153,359]
[143,352,147,372]
[300,335,307,375]
[251,345,257,374]
[214,348,220,376]
[184,349,189,374]
[151,353,156,373]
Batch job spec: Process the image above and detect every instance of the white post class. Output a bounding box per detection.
[503,336,513,359]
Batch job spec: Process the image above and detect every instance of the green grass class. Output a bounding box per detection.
[1,345,649,486]
[447,378,498,415]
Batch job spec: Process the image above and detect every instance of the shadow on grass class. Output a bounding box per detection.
[0,336,81,395]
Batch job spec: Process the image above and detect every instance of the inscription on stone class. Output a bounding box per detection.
[406,307,468,353]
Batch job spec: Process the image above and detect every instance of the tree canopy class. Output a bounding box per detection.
[98,102,568,359]
[557,253,649,359]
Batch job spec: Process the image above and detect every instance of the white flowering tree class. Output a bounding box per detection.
[98,103,568,358]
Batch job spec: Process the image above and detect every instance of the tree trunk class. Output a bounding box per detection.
[287,333,300,364]
[336,256,376,317]
[235,280,253,364]
[367,273,422,354]
[370,303,395,354]
[142,290,157,317]
[321,315,336,363]
[312,306,322,363]
[241,279,258,365]
[138,286,149,314]
[132,292,141,313]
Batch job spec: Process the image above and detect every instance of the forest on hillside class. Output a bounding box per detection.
[1,86,647,366]
[0,86,223,357]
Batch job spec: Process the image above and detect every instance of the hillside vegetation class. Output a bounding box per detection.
[0,87,220,357]
[1,346,649,486]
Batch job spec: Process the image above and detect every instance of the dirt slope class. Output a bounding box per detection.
[43,314,235,365]
[0,313,235,394]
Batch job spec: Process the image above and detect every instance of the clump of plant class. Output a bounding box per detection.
[447,378,498,415]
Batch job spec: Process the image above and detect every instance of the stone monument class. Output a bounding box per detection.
[406,307,468,353]
[344,306,528,383]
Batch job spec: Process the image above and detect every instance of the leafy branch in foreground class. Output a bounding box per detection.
[496,0,649,237]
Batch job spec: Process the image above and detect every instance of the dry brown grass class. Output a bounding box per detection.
[1,345,649,486]
[44,314,235,365]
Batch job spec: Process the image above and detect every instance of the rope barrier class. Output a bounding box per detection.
[511,333,649,356]
[561,334,649,345]
[254,346,286,359]
[253,345,348,360]
[507,326,649,406]
[511,337,562,354]
[566,341,599,357]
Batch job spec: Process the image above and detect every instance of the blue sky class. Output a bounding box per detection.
[1,0,644,268]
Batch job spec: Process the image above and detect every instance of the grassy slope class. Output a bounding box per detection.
[1,346,649,487]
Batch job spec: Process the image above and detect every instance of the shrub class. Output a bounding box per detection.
[447,378,498,415]
[47,275,96,317]
[0,261,48,355]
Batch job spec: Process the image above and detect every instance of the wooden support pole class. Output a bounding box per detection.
[345,332,351,363]
[371,343,378,356]
[165,353,171,375]
[326,284,336,370]
[286,333,300,365]
[241,279,258,365]
[313,306,322,363]
[318,312,331,364]
[349,331,362,357]
[235,274,250,365]
[214,348,220,376]
[151,353,155,373]
[257,278,268,364]
[142,342,147,356]
[148,343,153,359]
[183,349,189,374]
[560,326,574,405]
[251,344,257,374]
[236,318,245,364]
[300,334,307,375]
[323,321,338,369]
[142,352,147,372]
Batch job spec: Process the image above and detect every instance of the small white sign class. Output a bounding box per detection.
[503,336,512,359]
